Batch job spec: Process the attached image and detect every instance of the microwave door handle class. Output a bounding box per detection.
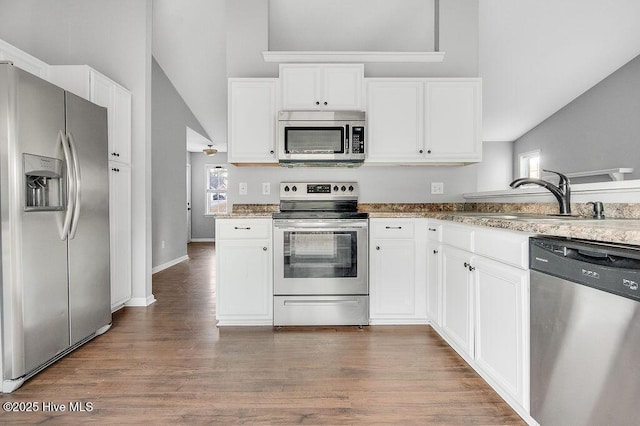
[345,124,349,152]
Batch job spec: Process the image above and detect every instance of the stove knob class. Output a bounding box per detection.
[333,185,339,192]
[348,185,354,192]
[341,185,346,192]
[292,186,297,192]
[284,186,290,192]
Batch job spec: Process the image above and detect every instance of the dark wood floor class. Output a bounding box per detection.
[1,242,524,425]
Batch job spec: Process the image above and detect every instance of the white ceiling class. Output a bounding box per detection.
[153,0,640,151]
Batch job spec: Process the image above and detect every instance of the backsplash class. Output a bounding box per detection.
[232,202,640,219]
[465,202,640,219]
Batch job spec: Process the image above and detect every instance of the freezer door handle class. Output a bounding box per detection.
[58,130,75,240]
[67,132,82,239]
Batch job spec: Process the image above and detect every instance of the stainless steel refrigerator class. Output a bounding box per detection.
[0,62,112,393]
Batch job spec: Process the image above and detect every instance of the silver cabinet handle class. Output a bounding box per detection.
[376,246,380,250]
[234,226,251,230]
[433,249,438,254]
[263,247,267,251]
[428,228,437,232]
[385,226,402,229]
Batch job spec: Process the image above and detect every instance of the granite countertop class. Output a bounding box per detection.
[367,211,640,246]
[219,203,640,246]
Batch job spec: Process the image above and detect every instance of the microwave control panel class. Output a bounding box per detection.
[351,127,365,154]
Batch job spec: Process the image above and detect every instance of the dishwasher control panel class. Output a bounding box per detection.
[530,237,640,302]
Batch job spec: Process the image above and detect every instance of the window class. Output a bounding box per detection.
[205,165,228,215]
[519,150,541,179]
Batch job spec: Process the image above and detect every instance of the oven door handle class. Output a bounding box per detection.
[283,299,360,306]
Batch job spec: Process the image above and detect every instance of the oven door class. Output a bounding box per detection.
[273,219,368,295]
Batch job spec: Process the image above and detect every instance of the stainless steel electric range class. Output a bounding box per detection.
[272,182,368,326]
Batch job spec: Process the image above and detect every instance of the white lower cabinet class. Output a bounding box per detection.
[369,219,427,324]
[440,245,475,359]
[108,163,131,311]
[428,221,532,422]
[474,256,529,412]
[425,240,441,327]
[215,219,273,326]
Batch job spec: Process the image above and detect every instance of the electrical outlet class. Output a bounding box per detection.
[262,182,270,195]
[161,240,166,249]
[239,182,247,195]
[431,182,444,195]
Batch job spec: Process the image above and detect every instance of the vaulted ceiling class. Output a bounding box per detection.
[153,0,640,152]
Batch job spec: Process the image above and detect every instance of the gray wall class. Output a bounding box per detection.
[0,0,153,303]
[514,54,640,181]
[226,0,478,78]
[152,58,209,267]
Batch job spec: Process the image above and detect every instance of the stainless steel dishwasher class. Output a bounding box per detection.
[530,236,640,426]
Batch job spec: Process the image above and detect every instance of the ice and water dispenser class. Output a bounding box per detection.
[23,153,64,211]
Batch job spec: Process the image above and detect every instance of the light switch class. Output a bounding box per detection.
[239,182,248,195]
[431,182,444,195]
[262,182,270,195]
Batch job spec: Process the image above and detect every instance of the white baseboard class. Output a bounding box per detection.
[152,255,189,274]
[125,295,156,307]
[189,238,215,243]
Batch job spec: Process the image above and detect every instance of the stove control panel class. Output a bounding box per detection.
[280,182,359,199]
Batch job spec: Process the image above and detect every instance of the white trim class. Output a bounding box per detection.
[152,255,189,274]
[369,319,429,325]
[262,51,446,63]
[464,179,640,203]
[541,168,633,182]
[190,238,215,243]
[125,295,156,307]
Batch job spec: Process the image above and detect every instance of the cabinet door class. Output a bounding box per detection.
[322,65,363,110]
[280,65,321,110]
[474,256,528,409]
[216,239,273,325]
[109,163,131,310]
[90,70,132,165]
[441,245,474,359]
[426,241,441,327]
[424,80,481,162]
[370,239,416,322]
[227,79,278,163]
[110,85,132,164]
[366,80,424,162]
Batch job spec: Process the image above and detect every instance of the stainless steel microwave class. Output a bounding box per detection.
[277,111,365,166]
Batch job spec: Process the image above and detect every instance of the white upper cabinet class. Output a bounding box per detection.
[424,80,482,162]
[280,64,363,111]
[366,80,424,161]
[227,78,279,164]
[48,65,132,165]
[365,78,482,164]
[0,39,49,79]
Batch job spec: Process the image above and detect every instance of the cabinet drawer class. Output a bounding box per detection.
[426,221,442,242]
[442,224,474,251]
[370,220,415,239]
[474,228,529,269]
[217,219,272,239]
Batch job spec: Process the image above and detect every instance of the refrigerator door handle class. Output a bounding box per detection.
[67,132,82,240]
[58,130,75,240]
